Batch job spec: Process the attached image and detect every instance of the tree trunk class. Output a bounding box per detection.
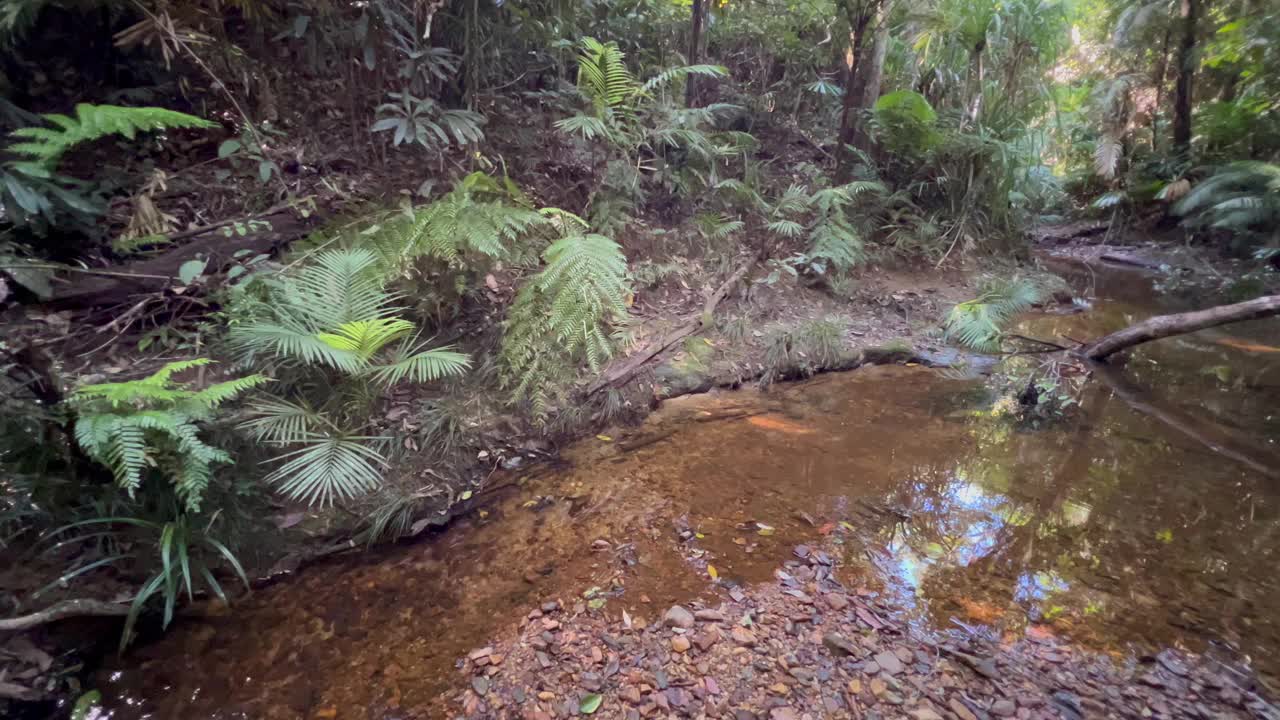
[1172,0,1197,154]
[835,0,876,180]
[686,0,705,107]
[1151,27,1171,153]
[1080,295,1280,360]
[850,5,890,152]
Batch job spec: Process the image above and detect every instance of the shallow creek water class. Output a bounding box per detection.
[97,261,1280,719]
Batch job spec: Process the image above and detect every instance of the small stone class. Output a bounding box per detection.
[909,707,944,720]
[731,627,758,646]
[671,635,692,653]
[991,699,1016,717]
[769,683,792,696]
[590,647,603,663]
[949,698,978,720]
[693,629,719,651]
[621,686,643,704]
[488,654,504,665]
[874,650,904,676]
[541,601,560,612]
[468,647,494,661]
[869,678,888,696]
[825,594,849,611]
[848,679,863,694]
[823,632,859,657]
[536,691,555,701]
[664,605,696,629]
[770,709,799,720]
[695,609,726,622]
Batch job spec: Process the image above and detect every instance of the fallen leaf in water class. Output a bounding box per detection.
[955,596,1006,624]
[1215,337,1280,353]
[484,273,499,291]
[733,537,747,546]
[314,709,337,719]
[746,414,815,434]
[580,693,603,714]
[459,490,473,501]
[707,564,719,580]
[596,434,613,442]
[817,522,835,536]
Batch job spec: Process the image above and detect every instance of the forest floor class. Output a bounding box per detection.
[444,541,1275,720]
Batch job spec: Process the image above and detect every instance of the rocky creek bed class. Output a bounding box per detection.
[448,541,1277,720]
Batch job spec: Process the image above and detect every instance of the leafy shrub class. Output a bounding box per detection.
[70,360,267,513]
[871,91,940,158]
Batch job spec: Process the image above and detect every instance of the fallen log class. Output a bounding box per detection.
[1087,360,1277,478]
[0,598,130,632]
[586,252,760,395]
[1081,295,1280,360]
[43,206,317,309]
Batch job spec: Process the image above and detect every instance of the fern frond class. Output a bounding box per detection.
[10,104,216,168]
[640,64,729,93]
[186,374,271,410]
[767,219,805,237]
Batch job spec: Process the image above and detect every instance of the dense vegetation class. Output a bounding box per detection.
[0,0,1277,707]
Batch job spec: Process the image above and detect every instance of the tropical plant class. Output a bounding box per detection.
[70,359,268,513]
[765,180,887,277]
[500,232,630,416]
[1174,162,1280,244]
[371,91,485,151]
[46,513,250,651]
[942,277,1043,352]
[229,248,469,506]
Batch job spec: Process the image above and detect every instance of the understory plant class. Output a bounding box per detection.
[942,277,1044,352]
[230,247,470,506]
[500,230,631,417]
[70,359,268,513]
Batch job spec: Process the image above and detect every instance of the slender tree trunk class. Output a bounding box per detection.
[1080,295,1280,360]
[850,4,890,152]
[1172,0,1197,154]
[686,0,705,107]
[1151,27,1171,153]
[835,0,876,180]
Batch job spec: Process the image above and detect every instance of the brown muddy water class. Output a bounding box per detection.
[94,261,1280,719]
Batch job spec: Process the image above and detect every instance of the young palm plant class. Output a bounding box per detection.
[230,248,469,506]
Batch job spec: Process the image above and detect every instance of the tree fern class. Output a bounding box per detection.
[501,233,630,415]
[70,360,267,512]
[942,278,1043,352]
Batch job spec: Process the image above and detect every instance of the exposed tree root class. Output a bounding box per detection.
[0,599,130,632]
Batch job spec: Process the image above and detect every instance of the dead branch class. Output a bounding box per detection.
[0,599,131,632]
[587,252,760,395]
[1080,295,1280,360]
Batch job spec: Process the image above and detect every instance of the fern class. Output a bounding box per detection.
[365,172,552,275]
[70,360,268,512]
[501,233,630,416]
[9,104,216,170]
[943,278,1043,352]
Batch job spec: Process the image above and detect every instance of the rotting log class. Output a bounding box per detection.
[0,598,130,632]
[1088,359,1277,478]
[44,206,317,309]
[1080,295,1280,361]
[587,252,760,395]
